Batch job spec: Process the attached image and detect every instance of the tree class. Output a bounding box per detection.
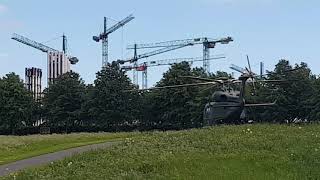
[88,62,139,130]
[0,73,36,134]
[141,62,235,130]
[251,60,314,123]
[143,62,205,129]
[308,77,320,121]
[42,72,86,130]
[80,84,96,126]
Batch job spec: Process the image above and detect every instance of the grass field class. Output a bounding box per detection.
[2,124,320,180]
[0,132,136,165]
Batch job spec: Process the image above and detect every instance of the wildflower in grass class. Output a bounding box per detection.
[67,162,73,166]
[245,128,253,134]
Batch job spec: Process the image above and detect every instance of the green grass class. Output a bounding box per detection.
[3,124,320,180]
[0,132,137,165]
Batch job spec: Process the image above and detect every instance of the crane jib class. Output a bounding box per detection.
[11,33,59,53]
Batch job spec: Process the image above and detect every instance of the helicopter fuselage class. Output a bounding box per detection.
[203,91,245,125]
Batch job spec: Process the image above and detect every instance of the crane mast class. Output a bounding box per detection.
[102,17,108,67]
[93,14,134,68]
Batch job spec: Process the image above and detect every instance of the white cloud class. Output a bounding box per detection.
[0,4,8,13]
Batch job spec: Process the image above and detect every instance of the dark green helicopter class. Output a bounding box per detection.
[181,68,280,125]
[129,56,293,125]
[199,73,278,125]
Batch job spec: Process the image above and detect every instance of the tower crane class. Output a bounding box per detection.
[93,14,134,68]
[127,37,233,73]
[12,33,79,85]
[117,41,196,64]
[121,55,226,89]
[117,40,200,85]
[12,33,58,53]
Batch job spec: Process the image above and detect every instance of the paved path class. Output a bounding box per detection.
[0,141,119,177]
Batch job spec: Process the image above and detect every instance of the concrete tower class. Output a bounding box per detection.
[25,67,42,101]
[47,52,70,85]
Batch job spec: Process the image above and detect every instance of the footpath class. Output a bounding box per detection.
[0,141,119,177]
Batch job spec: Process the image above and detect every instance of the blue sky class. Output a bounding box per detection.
[0,0,319,87]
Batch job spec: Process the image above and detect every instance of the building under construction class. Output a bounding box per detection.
[12,33,79,86]
[47,51,71,84]
[25,67,42,101]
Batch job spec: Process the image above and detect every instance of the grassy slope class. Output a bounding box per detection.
[3,124,320,180]
[0,132,136,165]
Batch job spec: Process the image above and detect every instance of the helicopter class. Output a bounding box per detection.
[126,56,295,125]
[181,63,281,125]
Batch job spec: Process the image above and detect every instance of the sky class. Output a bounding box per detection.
[0,0,319,87]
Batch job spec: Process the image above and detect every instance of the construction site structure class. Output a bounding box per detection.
[12,33,79,86]
[123,37,232,86]
[127,37,233,74]
[47,51,71,84]
[121,55,226,89]
[93,14,134,68]
[260,62,264,78]
[117,39,200,85]
[25,67,42,101]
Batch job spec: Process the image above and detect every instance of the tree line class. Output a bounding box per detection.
[0,60,319,134]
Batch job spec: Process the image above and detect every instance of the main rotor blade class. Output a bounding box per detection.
[181,76,240,85]
[180,76,215,82]
[230,64,246,73]
[180,76,227,85]
[199,85,216,93]
[211,104,242,107]
[244,101,276,107]
[256,80,286,82]
[247,55,252,73]
[124,82,217,92]
[231,79,284,85]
